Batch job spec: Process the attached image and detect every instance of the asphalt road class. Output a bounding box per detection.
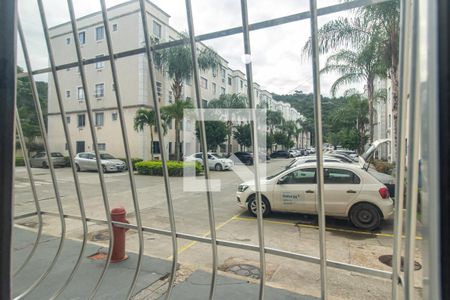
[13,158,423,299]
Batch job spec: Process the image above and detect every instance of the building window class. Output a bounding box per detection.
[96,55,104,69]
[221,87,225,95]
[66,116,71,124]
[95,112,104,127]
[95,83,105,98]
[212,82,216,95]
[77,114,85,127]
[65,143,69,151]
[152,141,160,154]
[221,68,226,78]
[96,26,105,41]
[153,21,162,38]
[200,77,208,89]
[168,90,173,103]
[112,24,118,31]
[156,81,162,101]
[77,87,84,100]
[240,80,243,89]
[78,31,86,45]
[66,90,70,98]
[112,112,118,121]
[202,99,208,108]
[212,66,218,77]
[228,77,232,86]
[98,143,106,151]
[66,37,70,45]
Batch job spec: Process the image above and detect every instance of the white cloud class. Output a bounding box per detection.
[17,0,365,97]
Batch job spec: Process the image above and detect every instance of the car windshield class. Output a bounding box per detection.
[51,152,63,157]
[210,154,220,159]
[100,153,115,159]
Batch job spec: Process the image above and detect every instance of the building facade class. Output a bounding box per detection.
[47,0,306,160]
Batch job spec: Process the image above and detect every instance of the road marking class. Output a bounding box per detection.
[167,212,243,259]
[234,216,423,240]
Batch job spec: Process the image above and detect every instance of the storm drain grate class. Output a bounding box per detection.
[226,264,261,279]
[378,255,422,271]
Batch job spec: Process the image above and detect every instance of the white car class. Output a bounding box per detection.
[74,152,127,173]
[285,155,343,169]
[236,162,393,230]
[185,152,234,171]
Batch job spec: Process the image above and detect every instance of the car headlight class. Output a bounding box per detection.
[238,184,249,192]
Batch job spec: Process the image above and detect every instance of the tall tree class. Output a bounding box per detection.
[233,123,252,151]
[320,36,386,143]
[207,93,248,154]
[134,109,167,160]
[303,0,400,148]
[266,110,284,152]
[161,100,193,160]
[195,121,228,151]
[158,40,220,102]
[16,66,48,144]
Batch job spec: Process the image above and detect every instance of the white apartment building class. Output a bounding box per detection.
[47,0,306,159]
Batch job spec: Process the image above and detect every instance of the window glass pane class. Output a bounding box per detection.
[77,114,85,127]
[98,143,106,151]
[284,168,316,184]
[153,21,161,38]
[112,24,118,31]
[96,26,104,41]
[78,32,85,44]
[95,113,104,126]
[324,168,360,184]
[77,87,84,100]
[95,83,104,97]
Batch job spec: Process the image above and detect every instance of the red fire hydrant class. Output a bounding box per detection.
[110,207,129,263]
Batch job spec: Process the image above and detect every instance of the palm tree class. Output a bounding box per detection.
[266,110,284,152]
[281,120,297,147]
[161,100,193,161]
[158,39,220,102]
[303,0,399,145]
[320,36,386,143]
[208,93,248,155]
[134,109,167,160]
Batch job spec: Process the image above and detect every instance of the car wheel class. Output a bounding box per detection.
[42,161,48,168]
[75,164,81,172]
[214,163,223,171]
[247,195,271,217]
[349,203,381,230]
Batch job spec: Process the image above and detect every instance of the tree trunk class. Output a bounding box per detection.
[390,66,399,158]
[367,79,375,144]
[227,121,232,155]
[173,77,184,101]
[175,119,180,161]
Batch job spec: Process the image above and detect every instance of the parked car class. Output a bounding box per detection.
[285,155,342,169]
[30,152,66,168]
[270,150,290,158]
[74,152,127,173]
[231,152,254,165]
[185,152,234,171]
[236,162,393,230]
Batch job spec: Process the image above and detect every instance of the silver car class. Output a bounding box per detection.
[30,152,66,168]
[74,152,127,173]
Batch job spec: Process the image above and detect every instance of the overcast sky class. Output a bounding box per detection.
[18,0,359,97]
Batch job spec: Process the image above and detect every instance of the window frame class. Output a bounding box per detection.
[324,168,361,184]
[78,31,86,45]
[95,83,105,98]
[95,26,105,41]
[95,112,104,127]
[77,114,86,128]
[77,86,84,100]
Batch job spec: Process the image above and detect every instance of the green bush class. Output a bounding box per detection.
[135,160,203,176]
[118,158,144,171]
[15,157,25,166]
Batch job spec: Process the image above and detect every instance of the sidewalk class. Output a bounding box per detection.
[12,228,315,299]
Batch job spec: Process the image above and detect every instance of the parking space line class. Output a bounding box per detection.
[167,212,243,259]
[234,216,423,240]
